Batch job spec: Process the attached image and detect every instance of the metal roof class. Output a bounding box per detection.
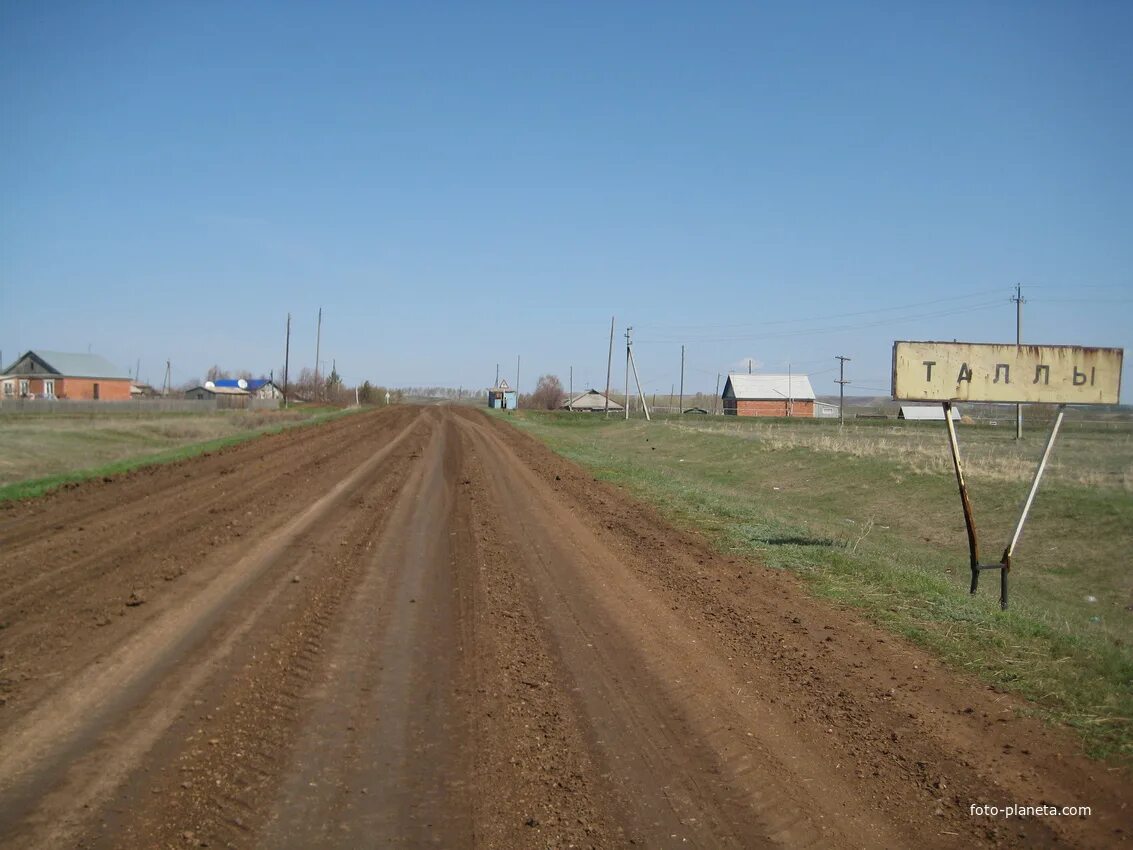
[3,350,129,379]
[564,389,624,410]
[724,374,816,401]
[899,405,960,421]
[214,378,273,390]
[189,385,249,396]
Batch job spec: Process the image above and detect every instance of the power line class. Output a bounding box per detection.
[638,299,1004,344]
[636,287,1005,334]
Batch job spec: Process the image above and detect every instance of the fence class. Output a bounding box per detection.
[0,398,281,415]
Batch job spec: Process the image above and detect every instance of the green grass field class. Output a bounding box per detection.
[0,406,354,501]
[502,410,1133,761]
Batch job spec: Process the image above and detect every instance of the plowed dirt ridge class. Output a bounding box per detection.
[0,406,1127,849]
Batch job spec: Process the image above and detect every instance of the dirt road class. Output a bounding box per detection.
[0,406,1127,848]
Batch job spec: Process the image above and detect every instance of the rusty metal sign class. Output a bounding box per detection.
[891,339,1123,610]
[892,341,1123,405]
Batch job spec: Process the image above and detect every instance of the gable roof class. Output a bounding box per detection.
[2,350,129,379]
[564,389,624,410]
[723,373,816,401]
[188,385,250,396]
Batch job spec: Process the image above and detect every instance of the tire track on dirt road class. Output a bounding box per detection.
[462,409,1130,849]
[0,410,369,553]
[0,409,415,718]
[459,414,848,848]
[258,411,475,848]
[0,405,1127,849]
[0,411,383,605]
[0,410,424,848]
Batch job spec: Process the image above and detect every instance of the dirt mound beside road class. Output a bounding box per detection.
[0,406,1126,848]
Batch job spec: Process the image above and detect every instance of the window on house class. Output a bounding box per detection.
[44,379,55,397]
[19,379,29,397]
[2,381,12,397]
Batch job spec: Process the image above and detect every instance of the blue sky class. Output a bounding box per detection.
[2,1,1130,399]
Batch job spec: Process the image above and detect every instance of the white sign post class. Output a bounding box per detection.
[892,340,1123,609]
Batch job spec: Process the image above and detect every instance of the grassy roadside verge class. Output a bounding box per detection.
[0,407,360,503]
[501,410,1133,762]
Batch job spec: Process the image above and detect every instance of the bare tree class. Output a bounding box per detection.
[530,374,564,410]
[205,365,231,382]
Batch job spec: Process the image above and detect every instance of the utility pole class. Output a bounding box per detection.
[495,363,499,387]
[678,344,685,415]
[714,373,721,415]
[604,315,615,417]
[669,384,674,414]
[1013,283,1025,440]
[624,327,632,421]
[748,358,752,375]
[135,358,141,383]
[516,355,521,407]
[629,346,650,421]
[569,365,573,410]
[163,360,171,396]
[836,355,851,426]
[283,313,291,409]
[314,307,323,402]
[787,362,793,417]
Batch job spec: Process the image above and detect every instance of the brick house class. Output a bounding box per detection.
[1,350,132,401]
[721,373,816,417]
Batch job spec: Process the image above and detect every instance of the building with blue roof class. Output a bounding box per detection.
[211,378,284,399]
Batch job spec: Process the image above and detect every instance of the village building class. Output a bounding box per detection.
[721,373,817,417]
[562,389,625,413]
[212,378,284,399]
[184,383,251,409]
[1,350,132,401]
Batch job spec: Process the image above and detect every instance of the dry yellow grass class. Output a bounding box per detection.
[0,409,332,487]
[667,419,1133,491]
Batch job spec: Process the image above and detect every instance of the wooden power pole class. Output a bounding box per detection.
[678,344,685,415]
[628,337,650,421]
[1013,283,1025,439]
[836,355,851,426]
[624,327,631,421]
[283,313,291,409]
[314,307,322,402]
[604,315,615,417]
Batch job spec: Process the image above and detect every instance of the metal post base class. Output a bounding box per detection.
[970,562,1009,610]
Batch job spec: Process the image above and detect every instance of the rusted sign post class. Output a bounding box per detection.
[893,341,1123,609]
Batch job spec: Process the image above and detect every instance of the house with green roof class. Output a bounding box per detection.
[1,350,132,401]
